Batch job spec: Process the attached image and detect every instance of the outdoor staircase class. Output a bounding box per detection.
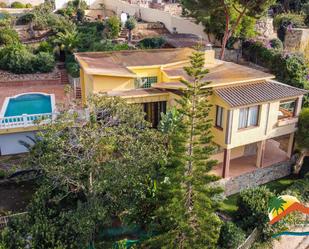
[75,87,82,99]
[119,28,129,40]
[60,69,69,84]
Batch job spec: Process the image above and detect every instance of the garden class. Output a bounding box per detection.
[0,0,135,77]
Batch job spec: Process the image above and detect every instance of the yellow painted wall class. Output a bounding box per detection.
[92,75,135,92]
[129,67,162,82]
[210,94,230,148]
[227,100,298,149]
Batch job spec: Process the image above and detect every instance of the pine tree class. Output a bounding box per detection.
[148,50,223,248]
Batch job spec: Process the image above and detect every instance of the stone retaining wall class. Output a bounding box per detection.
[215,159,295,196]
[284,28,309,57]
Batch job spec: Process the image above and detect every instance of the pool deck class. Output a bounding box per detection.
[0,84,70,112]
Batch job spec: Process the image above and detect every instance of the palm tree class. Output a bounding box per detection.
[54,28,80,60]
[268,196,287,216]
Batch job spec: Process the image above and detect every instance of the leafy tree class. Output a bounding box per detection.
[125,17,137,43]
[181,0,276,59]
[104,16,121,39]
[20,13,36,38]
[147,50,222,248]
[1,97,167,247]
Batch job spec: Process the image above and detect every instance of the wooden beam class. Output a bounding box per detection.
[222,148,231,178]
[256,140,266,168]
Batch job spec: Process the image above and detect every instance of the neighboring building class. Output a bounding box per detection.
[75,47,307,179]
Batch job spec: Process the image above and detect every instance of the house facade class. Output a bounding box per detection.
[75,47,307,179]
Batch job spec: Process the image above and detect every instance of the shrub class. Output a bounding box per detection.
[287,177,309,202]
[269,38,283,50]
[33,52,55,73]
[16,13,35,25]
[35,41,53,54]
[0,2,7,8]
[0,169,6,179]
[0,27,20,46]
[236,186,291,241]
[10,1,25,8]
[0,43,35,73]
[218,222,246,249]
[237,186,274,231]
[104,16,120,39]
[138,37,166,49]
[25,3,32,8]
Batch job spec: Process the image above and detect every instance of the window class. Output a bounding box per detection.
[238,106,259,129]
[278,100,296,120]
[135,77,158,88]
[215,106,224,128]
[143,101,167,128]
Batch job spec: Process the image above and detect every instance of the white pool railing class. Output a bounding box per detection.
[0,113,57,130]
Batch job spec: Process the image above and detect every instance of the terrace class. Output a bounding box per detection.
[210,139,290,178]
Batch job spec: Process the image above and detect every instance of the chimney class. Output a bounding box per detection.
[204,43,215,65]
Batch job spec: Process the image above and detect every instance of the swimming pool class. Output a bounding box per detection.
[3,93,53,117]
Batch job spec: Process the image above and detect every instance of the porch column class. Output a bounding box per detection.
[294,96,303,116]
[287,133,295,159]
[222,149,231,178]
[256,140,266,168]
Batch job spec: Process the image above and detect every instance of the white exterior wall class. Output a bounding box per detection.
[97,0,209,40]
[0,131,35,155]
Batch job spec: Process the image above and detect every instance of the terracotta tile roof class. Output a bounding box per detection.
[75,48,194,76]
[163,62,275,87]
[214,80,308,107]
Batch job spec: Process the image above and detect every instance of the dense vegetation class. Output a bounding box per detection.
[0,1,130,75]
[242,40,309,98]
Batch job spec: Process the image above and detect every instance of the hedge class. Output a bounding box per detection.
[242,40,309,90]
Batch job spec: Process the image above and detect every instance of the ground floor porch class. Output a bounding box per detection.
[210,134,294,179]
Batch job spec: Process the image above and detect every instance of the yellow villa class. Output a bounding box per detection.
[75,47,307,179]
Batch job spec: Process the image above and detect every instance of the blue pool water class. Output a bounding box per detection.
[4,94,52,117]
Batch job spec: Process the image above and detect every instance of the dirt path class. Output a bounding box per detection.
[273,226,309,249]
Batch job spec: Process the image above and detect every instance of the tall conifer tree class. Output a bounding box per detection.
[150,50,223,248]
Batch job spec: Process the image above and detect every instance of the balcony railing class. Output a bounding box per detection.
[0,113,57,130]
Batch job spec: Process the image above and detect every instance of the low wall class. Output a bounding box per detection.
[98,0,208,40]
[216,159,295,196]
[0,0,44,7]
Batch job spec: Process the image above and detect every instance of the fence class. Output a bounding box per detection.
[0,113,56,129]
[237,228,259,249]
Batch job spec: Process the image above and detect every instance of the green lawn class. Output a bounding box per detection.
[219,175,296,217]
